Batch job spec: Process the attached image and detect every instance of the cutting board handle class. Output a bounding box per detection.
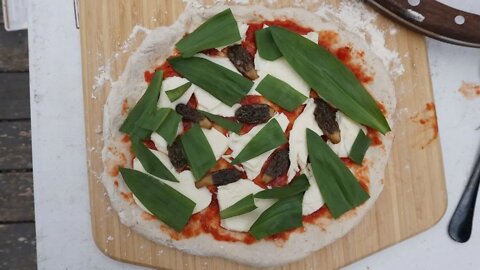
[368,0,480,48]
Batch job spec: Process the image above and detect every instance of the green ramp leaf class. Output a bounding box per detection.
[255,27,282,61]
[254,174,309,199]
[231,119,287,164]
[176,9,241,57]
[180,124,217,180]
[120,70,163,135]
[200,110,242,134]
[249,193,304,239]
[306,129,369,218]
[220,194,257,219]
[131,139,178,182]
[120,168,195,232]
[166,82,192,102]
[169,57,253,106]
[349,130,371,164]
[269,26,390,134]
[256,74,307,112]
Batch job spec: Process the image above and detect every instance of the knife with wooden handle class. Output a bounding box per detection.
[366,0,480,48]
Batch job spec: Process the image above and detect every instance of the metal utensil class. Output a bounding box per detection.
[448,148,480,242]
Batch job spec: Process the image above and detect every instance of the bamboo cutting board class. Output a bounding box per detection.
[79,1,447,269]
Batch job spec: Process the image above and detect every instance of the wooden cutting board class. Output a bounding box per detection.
[79,0,447,269]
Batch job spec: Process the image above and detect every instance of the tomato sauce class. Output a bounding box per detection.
[242,23,264,56]
[366,127,383,146]
[144,61,180,83]
[302,206,331,223]
[264,20,313,35]
[142,139,157,150]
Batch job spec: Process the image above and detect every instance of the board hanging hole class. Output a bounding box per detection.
[454,15,465,25]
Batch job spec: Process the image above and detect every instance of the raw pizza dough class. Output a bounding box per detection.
[101,5,396,267]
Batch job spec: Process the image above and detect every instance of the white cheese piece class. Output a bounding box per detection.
[194,87,240,117]
[327,112,366,157]
[195,53,239,74]
[303,31,319,43]
[202,127,229,160]
[150,133,168,154]
[150,122,183,154]
[217,179,276,232]
[254,54,311,97]
[302,165,325,215]
[228,113,289,179]
[157,76,195,109]
[132,150,211,214]
[287,99,323,182]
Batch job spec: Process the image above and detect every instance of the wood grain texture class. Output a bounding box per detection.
[0,121,32,170]
[0,26,28,72]
[0,73,30,119]
[0,172,34,222]
[79,1,447,269]
[0,223,37,270]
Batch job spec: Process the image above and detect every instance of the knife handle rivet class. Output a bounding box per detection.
[408,0,420,7]
[455,15,465,25]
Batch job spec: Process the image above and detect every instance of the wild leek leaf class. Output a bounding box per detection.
[176,9,241,57]
[137,108,172,131]
[220,194,257,219]
[349,130,371,164]
[254,174,309,199]
[131,139,178,182]
[169,57,253,106]
[249,193,303,239]
[231,119,287,164]
[306,129,369,218]
[120,70,163,134]
[269,26,390,134]
[120,168,195,232]
[255,74,307,112]
[155,110,182,145]
[255,27,282,61]
[166,82,192,102]
[180,124,217,180]
[200,110,242,134]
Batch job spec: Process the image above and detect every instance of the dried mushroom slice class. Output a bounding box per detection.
[195,168,242,188]
[235,104,275,124]
[225,45,259,80]
[167,139,188,172]
[262,148,290,183]
[313,98,341,144]
[175,104,212,128]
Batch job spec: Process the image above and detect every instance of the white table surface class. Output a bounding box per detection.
[29,1,480,269]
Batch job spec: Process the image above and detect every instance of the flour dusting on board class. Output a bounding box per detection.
[92,25,151,94]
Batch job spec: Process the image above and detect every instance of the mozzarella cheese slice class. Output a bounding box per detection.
[228,113,289,179]
[287,99,323,182]
[302,165,325,215]
[254,55,311,97]
[157,76,195,109]
[217,179,276,232]
[202,127,229,160]
[132,150,211,214]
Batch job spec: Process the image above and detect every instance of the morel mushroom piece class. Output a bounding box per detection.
[167,139,188,172]
[313,98,341,144]
[195,168,242,188]
[175,104,212,128]
[225,45,259,80]
[262,148,290,183]
[235,104,275,124]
